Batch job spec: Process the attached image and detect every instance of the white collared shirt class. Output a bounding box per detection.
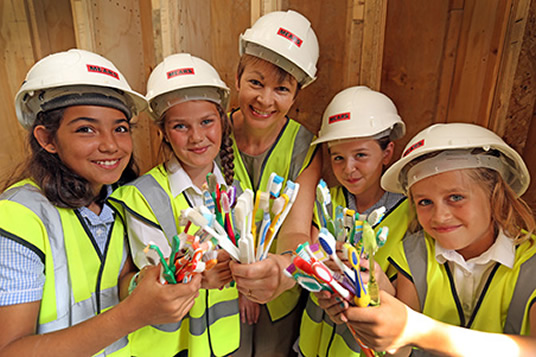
[127,156,226,268]
[166,155,226,207]
[435,230,515,321]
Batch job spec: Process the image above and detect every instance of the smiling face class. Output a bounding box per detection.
[236,57,297,131]
[162,100,222,179]
[410,169,495,260]
[46,105,132,194]
[329,138,393,198]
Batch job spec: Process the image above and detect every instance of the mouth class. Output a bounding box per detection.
[250,106,275,118]
[93,159,121,169]
[189,146,210,154]
[433,225,461,234]
[345,177,361,184]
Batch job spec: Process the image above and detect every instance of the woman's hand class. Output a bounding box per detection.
[230,253,295,304]
[239,292,260,325]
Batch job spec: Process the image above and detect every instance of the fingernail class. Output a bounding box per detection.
[340,302,346,309]
[335,297,342,302]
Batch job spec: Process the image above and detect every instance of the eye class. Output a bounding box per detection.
[75,126,95,134]
[248,79,262,87]
[276,86,290,93]
[355,152,367,159]
[449,194,464,202]
[417,198,433,207]
[173,123,187,130]
[115,124,130,133]
[201,118,215,126]
[331,155,344,162]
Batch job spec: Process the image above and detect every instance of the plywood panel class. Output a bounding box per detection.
[0,0,76,184]
[446,0,511,126]
[507,0,536,207]
[286,0,352,134]
[381,1,451,159]
[489,0,532,137]
[210,0,251,109]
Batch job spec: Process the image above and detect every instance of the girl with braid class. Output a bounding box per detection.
[111,53,241,357]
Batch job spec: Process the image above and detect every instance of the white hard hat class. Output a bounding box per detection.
[15,48,147,130]
[312,86,405,146]
[239,10,319,88]
[381,123,530,196]
[146,53,230,120]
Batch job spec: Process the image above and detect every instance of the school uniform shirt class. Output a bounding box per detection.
[435,230,515,322]
[0,185,126,306]
[125,156,227,268]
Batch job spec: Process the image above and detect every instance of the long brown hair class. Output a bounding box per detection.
[1,107,138,208]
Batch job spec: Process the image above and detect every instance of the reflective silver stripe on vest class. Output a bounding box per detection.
[403,231,428,310]
[188,298,239,336]
[129,175,178,240]
[504,252,536,334]
[2,184,127,355]
[304,295,361,353]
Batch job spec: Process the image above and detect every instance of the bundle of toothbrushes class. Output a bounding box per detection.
[283,179,388,357]
[176,172,299,265]
[143,233,219,284]
[285,179,389,306]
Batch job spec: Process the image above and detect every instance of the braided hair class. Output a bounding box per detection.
[216,105,235,186]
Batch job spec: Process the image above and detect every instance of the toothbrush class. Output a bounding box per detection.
[266,173,284,198]
[251,190,262,241]
[260,181,300,260]
[362,221,380,305]
[316,179,335,234]
[260,194,289,259]
[294,255,351,300]
[256,212,271,260]
[183,208,240,261]
[220,192,236,245]
[317,228,355,283]
[343,243,370,307]
[343,208,356,244]
[144,244,176,284]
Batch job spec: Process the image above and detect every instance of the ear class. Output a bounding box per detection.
[33,125,57,153]
[382,141,395,165]
[235,74,241,91]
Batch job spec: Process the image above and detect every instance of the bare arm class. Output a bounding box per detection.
[0,266,201,357]
[343,289,536,357]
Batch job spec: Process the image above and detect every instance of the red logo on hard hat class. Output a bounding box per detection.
[277,28,303,47]
[328,112,350,124]
[403,139,424,157]
[167,68,195,79]
[87,65,120,80]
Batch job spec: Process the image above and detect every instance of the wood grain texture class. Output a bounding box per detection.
[0,0,534,208]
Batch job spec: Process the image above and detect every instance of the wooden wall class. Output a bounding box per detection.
[1,0,535,210]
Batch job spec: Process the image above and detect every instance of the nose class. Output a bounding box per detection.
[256,88,274,107]
[189,125,203,143]
[343,159,356,175]
[98,131,119,153]
[432,202,452,223]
